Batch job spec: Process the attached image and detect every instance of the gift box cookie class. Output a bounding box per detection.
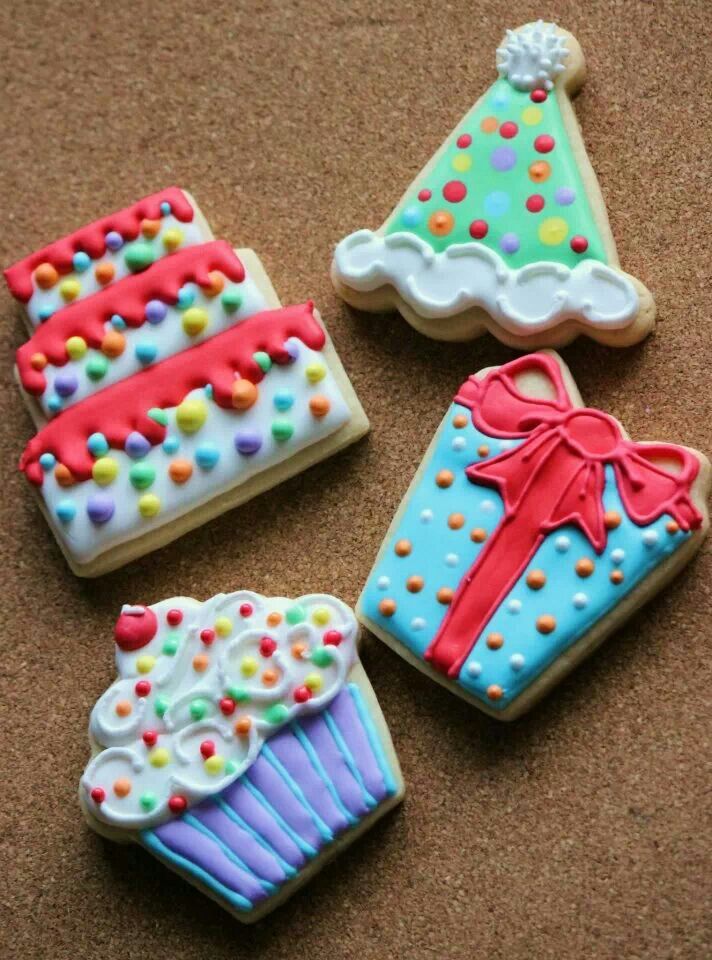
[6,190,368,576]
[332,21,654,349]
[80,591,404,922]
[359,353,709,720]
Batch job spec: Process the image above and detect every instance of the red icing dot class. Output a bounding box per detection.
[135,680,151,697]
[239,603,253,617]
[259,636,277,657]
[456,133,472,148]
[200,740,216,759]
[168,795,187,814]
[442,180,467,203]
[142,730,158,747]
[323,629,343,646]
[114,605,158,652]
[499,121,518,139]
[417,188,432,202]
[219,697,236,716]
[294,685,312,703]
[90,787,105,804]
[570,235,589,253]
[526,194,545,213]
[469,220,489,239]
[200,628,216,645]
[531,88,548,103]
[166,608,183,626]
[534,134,555,153]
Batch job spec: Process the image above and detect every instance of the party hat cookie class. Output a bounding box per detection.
[333,22,655,348]
[80,590,404,923]
[6,190,368,576]
[358,353,709,719]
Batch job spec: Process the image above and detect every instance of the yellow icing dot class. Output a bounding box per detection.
[182,307,209,337]
[312,607,331,626]
[306,362,326,384]
[451,152,472,172]
[136,655,156,674]
[521,106,543,126]
[215,616,232,637]
[60,278,81,302]
[138,494,161,517]
[162,228,184,251]
[205,755,224,775]
[92,457,119,486]
[241,656,258,677]
[539,217,569,246]
[149,747,170,768]
[304,672,323,692]
[176,398,208,434]
[66,336,87,360]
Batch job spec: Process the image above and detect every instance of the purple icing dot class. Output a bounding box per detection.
[87,493,115,524]
[105,231,123,251]
[234,430,262,455]
[145,299,168,324]
[284,340,299,363]
[555,186,576,206]
[500,232,520,254]
[54,371,79,397]
[490,146,517,172]
[125,431,152,458]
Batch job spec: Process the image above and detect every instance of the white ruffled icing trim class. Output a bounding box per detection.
[333,230,639,335]
[496,21,568,91]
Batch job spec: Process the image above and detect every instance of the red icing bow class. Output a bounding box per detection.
[425,353,703,679]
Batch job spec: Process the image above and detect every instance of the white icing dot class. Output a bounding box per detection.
[445,553,459,567]
[555,536,571,553]
[611,548,625,565]
[467,661,482,678]
[377,576,390,590]
[573,592,588,609]
[451,437,467,452]
[420,509,434,523]
[509,653,525,672]
[499,439,515,451]
[410,617,426,631]
[507,599,522,614]
[480,499,496,513]
[642,530,659,547]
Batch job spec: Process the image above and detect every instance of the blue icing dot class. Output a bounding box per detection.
[39,452,56,471]
[162,436,180,455]
[160,201,172,215]
[274,390,294,412]
[135,342,158,365]
[72,251,91,272]
[401,206,422,228]
[484,191,511,217]
[177,284,196,309]
[56,500,76,523]
[195,443,220,470]
[204,384,213,400]
[87,432,109,456]
[111,313,127,330]
[38,306,55,322]
[47,395,63,414]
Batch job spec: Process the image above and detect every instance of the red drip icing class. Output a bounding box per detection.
[20,302,324,486]
[17,242,245,395]
[4,187,195,302]
[425,353,703,678]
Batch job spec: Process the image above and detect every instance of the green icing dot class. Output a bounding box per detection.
[226,686,251,704]
[154,697,169,718]
[311,648,334,668]
[129,462,156,490]
[271,419,294,442]
[264,703,289,725]
[190,698,208,721]
[253,351,272,373]
[140,792,157,811]
[162,634,180,656]
[124,241,156,273]
[86,355,109,381]
[225,760,238,775]
[285,604,307,625]
[221,289,242,313]
[148,407,168,426]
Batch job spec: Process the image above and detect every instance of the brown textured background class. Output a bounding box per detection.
[1,1,710,957]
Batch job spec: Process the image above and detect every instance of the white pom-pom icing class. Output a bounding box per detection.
[496,21,569,91]
[81,591,357,830]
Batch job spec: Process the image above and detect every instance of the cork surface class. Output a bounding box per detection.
[1,1,710,957]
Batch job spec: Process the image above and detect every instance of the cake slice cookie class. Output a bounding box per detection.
[80,590,404,922]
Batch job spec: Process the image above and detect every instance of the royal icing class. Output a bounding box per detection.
[4,188,211,327]
[360,354,706,713]
[333,22,649,342]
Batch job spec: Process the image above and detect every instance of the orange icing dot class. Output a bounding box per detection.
[470,528,488,543]
[610,570,624,584]
[113,778,132,797]
[428,211,454,237]
[406,575,424,593]
[448,513,465,530]
[235,716,252,735]
[486,684,504,701]
[436,469,454,488]
[480,116,498,133]
[453,413,468,428]
[604,510,622,530]
[666,520,679,534]
[140,218,161,238]
[309,395,331,418]
[291,641,308,659]
[266,612,282,626]
[34,262,59,289]
[262,669,279,686]
[232,378,258,410]
[193,654,209,672]
[477,444,490,457]
[54,464,75,487]
[378,598,397,616]
[202,271,225,297]
[394,539,412,557]
[115,700,132,717]
[168,459,193,484]
[526,569,547,590]
[529,160,551,183]
[575,557,595,578]
[95,261,116,285]
[437,587,454,605]
[30,352,47,370]
[536,614,557,634]
[486,632,504,650]
[101,329,126,358]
